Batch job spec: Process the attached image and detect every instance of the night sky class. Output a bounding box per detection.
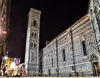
[8,0,89,63]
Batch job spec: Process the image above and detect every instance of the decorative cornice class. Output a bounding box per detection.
[28,8,41,16]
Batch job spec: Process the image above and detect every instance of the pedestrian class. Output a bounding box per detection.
[0,70,1,76]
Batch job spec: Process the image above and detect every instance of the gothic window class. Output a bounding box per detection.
[52,58,53,67]
[34,33,36,37]
[82,41,87,56]
[32,32,37,38]
[32,32,34,37]
[63,49,66,61]
[33,20,36,26]
[30,42,33,48]
[34,43,36,48]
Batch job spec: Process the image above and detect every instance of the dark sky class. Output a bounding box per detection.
[8,0,89,63]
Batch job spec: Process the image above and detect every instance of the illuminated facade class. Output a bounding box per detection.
[25,8,41,76]
[0,0,11,58]
[42,0,100,76]
[5,57,14,71]
[24,0,100,77]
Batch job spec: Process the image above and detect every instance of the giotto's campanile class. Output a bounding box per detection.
[25,8,41,76]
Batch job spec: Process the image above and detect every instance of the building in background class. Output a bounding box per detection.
[5,57,14,71]
[5,57,21,76]
[25,8,41,76]
[42,0,100,77]
[0,0,11,61]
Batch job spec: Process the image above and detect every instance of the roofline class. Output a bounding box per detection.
[42,14,89,50]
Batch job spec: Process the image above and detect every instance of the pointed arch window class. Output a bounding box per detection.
[34,33,37,37]
[82,41,87,56]
[30,43,33,48]
[34,43,36,48]
[63,49,66,61]
[33,20,36,26]
[32,32,34,37]
[32,32,37,38]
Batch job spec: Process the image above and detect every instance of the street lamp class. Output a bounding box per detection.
[3,56,8,60]
[2,31,7,35]
[0,18,4,21]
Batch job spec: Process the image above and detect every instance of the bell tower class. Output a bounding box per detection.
[25,8,41,76]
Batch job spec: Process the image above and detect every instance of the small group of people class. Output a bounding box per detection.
[2,68,23,77]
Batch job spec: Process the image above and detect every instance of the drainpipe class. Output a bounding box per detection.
[70,28,76,75]
[56,39,59,76]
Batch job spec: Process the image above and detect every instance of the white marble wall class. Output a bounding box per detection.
[42,14,99,76]
[25,8,41,76]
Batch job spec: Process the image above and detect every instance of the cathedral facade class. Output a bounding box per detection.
[42,0,100,76]
[24,0,100,77]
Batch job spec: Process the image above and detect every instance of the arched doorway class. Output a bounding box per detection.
[90,54,99,76]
